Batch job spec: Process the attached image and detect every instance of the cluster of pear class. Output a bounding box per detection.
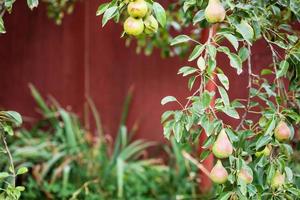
[123,0,158,36]
[209,129,237,184]
[209,120,292,188]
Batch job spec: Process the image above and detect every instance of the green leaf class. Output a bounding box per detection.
[266,165,275,183]
[218,86,230,106]
[228,53,243,74]
[161,96,177,105]
[277,60,289,78]
[261,69,273,75]
[5,111,22,126]
[96,3,110,16]
[235,20,254,43]
[224,33,239,50]
[199,150,211,162]
[188,44,204,61]
[238,47,249,62]
[193,10,205,25]
[207,45,217,58]
[173,122,184,142]
[197,56,206,71]
[0,18,5,34]
[0,172,9,179]
[27,0,38,9]
[285,167,293,182]
[188,76,196,90]
[265,117,276,135]
[217,73,229,90]
[256,135,272,150]
[202,135,215,148]
[170,35,192,46]
[161,111,173,123]
[218,46,230,54]
[163,121,173,139]
[200,91,213,109]
[17,167,28,175]
[218,192,232,200]
[178,66,198,76]
[223,107,240,119]
[102,6,118,27]
[16,186,25,191]
[4,125,13,136]
[226,128,239,142]
[153,2,166,27]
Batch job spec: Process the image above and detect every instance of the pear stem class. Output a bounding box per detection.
[182,150,210,177]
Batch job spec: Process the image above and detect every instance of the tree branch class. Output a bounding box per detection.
[182,150,210,178]
[236,43,252,131]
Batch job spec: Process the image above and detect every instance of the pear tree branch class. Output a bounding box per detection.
[182,150,210,178]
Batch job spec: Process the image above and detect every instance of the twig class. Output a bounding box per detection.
[182,150,210,178]
[236,43,252,131]
[263,36,284,113]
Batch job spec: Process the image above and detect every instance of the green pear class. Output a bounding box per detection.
[255,145,271,157]
[210,160,228,184]
[124,17,144,36]
[144,15,158,34]
[271,171,285,189]
[238,168,253,184]
[274,121,291,142]
[127,0,148,18]
[212,129,233,159]
[205,0,226,23]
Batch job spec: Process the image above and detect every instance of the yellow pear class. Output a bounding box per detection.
[210,160,228,184]
[212,129,233,159]
[205,0,226,23]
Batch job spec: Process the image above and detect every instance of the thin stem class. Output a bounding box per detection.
[236,43,252,131]
[183,89,201,110]
[1,133,16,187]
[182,150,210,178]
[264,35,284,113]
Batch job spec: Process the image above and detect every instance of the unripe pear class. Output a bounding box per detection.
[210,160,228,184]
[212,129,233,159]
[255,145,271,157]
[238,168,253,184]
[205,0,226,23]
[144,15,158,34]
[127,0,148,18]
[124,17,144,36]
[271,171,285,189]
[274,121,291,142]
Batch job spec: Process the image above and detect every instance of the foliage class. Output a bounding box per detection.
[0,110,27,199]
[97,0,300,199]
[1,0,300,199]
[0,85,205,199]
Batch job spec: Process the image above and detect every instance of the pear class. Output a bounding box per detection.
[124,17,144,36]
[271,171,285,189]
[127,0,148,18]
[144,15,158,34]
[274,121,291,142]
[205,0,226,23]
[210,160,228,184]
[255,145,271,157]
[238,168,253,184]
[212,129,233,159]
